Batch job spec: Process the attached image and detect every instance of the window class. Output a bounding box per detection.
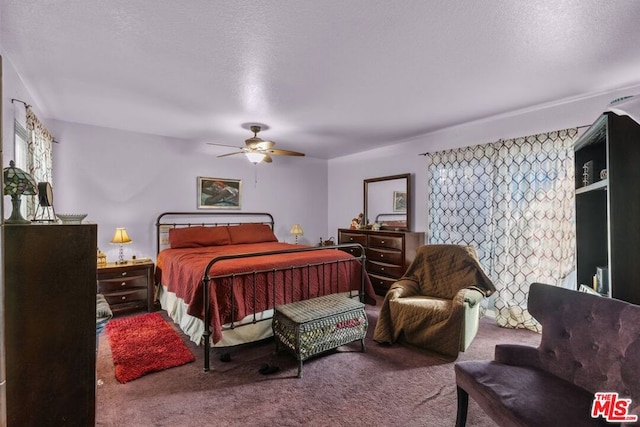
[14,120,29,219]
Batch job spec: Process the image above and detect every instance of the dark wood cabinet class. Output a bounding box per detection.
[97,261,154,314]
[574,112,640,305]
[338,228,425,296]
[4,224,97,426]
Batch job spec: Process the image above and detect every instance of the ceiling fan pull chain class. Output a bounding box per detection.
[254,163,258,187]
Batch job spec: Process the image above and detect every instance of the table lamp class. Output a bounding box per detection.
[110,227,132,264]
[3,160,38,224]
[290,223,304,244]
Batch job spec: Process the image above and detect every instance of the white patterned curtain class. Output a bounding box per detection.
[25,107,54,219]
[427,128,577,331]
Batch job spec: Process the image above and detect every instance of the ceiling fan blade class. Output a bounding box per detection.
[217,151,245,158]
[214,126,303,163]
[207,142,244,149]
[266,148,305,157]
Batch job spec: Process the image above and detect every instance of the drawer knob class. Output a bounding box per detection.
[121,282,126,286]
[121,272,128,277]
[350,237,354,241]
[380,254,384,258]
[121,296,126,300]
[381,240,385,244]
[381,267,385,271]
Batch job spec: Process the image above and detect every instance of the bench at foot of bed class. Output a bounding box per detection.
[272,294,368,378]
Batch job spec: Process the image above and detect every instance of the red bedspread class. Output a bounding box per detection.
[156,242,376,343]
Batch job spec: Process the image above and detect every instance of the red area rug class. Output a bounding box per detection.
[106,312,195,383]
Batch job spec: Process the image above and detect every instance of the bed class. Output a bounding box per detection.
[154,212,376,371]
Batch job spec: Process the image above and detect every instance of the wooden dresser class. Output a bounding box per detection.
[97,261,155,314]
[338,228,425,296]
[4,224,97,426]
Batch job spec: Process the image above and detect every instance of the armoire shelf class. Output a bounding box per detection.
[574,112,640,305]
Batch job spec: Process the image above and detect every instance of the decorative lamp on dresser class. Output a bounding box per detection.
[97,260,155,315]
[338,228,424,296]
[4,224,97,426]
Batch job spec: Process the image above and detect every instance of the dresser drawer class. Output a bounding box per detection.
[368,234,403,251]
[98,275,147,293]
[339,245,363,257]
[367,260,403,278]
[337,229,425,297]
[98,267,149,280]
[366,247,402,266]
[368,273,397,295]
[338,231,368,246]
[96,262,154,314]
[103,288,147,306]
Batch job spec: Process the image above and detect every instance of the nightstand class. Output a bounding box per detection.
[97,261,154,315]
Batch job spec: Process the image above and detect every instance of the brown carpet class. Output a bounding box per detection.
[96,298,540,426]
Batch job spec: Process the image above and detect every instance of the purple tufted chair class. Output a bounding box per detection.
[455,282,640,426]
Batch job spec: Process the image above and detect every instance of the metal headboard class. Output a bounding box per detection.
[375,213,406,222]
[155,211,275,254]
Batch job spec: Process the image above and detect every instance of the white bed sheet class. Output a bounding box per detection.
[158,284,274,347]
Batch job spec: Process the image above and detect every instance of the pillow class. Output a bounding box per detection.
[227,223,278,244]
[168,226,231,248]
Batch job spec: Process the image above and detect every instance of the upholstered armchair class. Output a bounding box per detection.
[455,282,640,426]
[373,244,495,358]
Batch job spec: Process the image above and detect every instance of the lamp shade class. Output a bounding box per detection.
[111,227,132,264]
[290,224,304,236]
[245,152,266,164]
[110,228,132,244]
[3,160,38,196]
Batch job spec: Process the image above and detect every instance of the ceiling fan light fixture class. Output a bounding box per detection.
[208,124,304,162]
[245,152,266,164]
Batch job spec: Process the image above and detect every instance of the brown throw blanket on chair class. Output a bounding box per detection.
[373,245,496,357]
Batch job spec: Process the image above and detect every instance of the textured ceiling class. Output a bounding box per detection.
[2,0,640,159]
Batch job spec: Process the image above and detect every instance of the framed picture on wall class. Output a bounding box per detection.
[198,177,241,209]
[393,191,406,212]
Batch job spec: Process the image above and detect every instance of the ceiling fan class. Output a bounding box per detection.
[207,125,305,164]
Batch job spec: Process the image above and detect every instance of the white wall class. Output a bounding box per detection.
[47,120,329,262]
[4,38,640,257]
[328,148,427,238]
[1,52,35,167]
[327,83,640,240]
[1,47,330,263]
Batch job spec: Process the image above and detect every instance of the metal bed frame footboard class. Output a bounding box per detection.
[201,243,367,372]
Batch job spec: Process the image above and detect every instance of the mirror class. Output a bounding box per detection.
[364,173,411,231]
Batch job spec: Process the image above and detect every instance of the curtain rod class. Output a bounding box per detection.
[11,98,31,108]
[10,98,60,143]
[417,124,592,156]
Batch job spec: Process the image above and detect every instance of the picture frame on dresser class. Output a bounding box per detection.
[198,177,241,209]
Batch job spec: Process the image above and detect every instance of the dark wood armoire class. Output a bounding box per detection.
[4,224,97,426]
[574,112,640,305]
